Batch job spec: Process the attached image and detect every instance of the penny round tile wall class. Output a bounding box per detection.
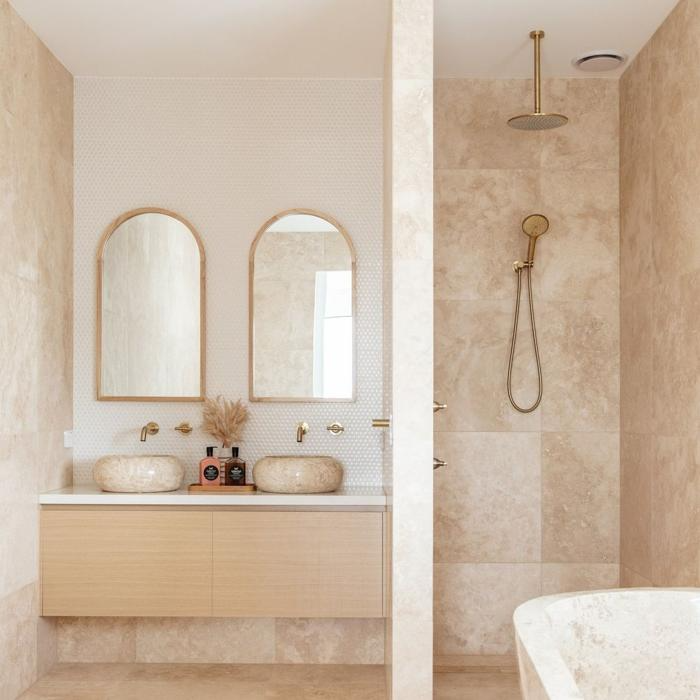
[74,78,384,486]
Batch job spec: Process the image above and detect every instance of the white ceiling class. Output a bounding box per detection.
[435,0,681,78]
[8,0,389,78]
[10,0,680,79]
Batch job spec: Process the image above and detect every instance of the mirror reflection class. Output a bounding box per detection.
[98,209,205,400]
[250,211,355,401]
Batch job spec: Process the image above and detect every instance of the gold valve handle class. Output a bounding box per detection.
[433,458,447,470]
[174,422,193,434]
[326,422,345,435]
[433,401,447,413]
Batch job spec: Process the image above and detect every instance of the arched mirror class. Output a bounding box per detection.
[250,209,355,402]
[97,208,205,401]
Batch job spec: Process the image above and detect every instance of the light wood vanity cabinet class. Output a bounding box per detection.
[40,508,385,619]
[213,512,383,618]
[41,509,212,617]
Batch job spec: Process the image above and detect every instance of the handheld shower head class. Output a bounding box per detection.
[522,213,549,263]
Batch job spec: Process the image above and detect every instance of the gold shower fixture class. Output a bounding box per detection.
[508,30,568,131]
[507,213,551,414]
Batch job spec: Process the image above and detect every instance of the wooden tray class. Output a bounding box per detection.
[188,483,257,493]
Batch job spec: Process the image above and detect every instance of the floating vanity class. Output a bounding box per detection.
[39,486,386,620]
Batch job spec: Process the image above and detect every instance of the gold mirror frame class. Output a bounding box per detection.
[249,208,357,403]
[96,207,206,402]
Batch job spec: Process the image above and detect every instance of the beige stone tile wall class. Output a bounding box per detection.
[620,0,700,589]
[384,1,435,697]
[0,0,74,696]
[56,617,385,666]
[434,76,620,661]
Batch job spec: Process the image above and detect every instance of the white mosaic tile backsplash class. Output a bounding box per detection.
[74,78,384,486]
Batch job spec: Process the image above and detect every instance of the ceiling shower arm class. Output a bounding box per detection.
[531,30,544,114]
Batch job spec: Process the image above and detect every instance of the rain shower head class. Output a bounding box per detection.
[522,213,549,263]
[508,31,568,131]
[508,112,568,131]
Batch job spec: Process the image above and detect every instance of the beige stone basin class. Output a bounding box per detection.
[253,456,343,494]
[93,455,184,493]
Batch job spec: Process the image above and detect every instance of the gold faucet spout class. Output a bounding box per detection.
[296,422,309,443]
[140,422,159,442]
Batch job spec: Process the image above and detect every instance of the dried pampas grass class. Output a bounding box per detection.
[202,395,249,448]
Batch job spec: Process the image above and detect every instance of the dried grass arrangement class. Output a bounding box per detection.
[202,395,249,448]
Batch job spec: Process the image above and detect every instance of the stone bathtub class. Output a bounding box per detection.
[514,588,700,699]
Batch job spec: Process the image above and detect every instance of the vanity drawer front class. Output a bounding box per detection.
[41,509,213,617]
[213,511,384,618]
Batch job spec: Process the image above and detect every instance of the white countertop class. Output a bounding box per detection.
[40,484,387,507]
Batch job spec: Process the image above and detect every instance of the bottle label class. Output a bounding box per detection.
[203,464,219,481]
[227,466,245,485]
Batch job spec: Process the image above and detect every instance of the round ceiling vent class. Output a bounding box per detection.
[572,50,627,72]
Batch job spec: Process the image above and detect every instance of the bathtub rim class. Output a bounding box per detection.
[513,587,700,700]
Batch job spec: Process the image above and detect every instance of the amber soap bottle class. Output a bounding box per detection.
[199,446,220,486]
[225,447,246,486]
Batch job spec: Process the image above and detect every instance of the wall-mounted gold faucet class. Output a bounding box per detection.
[296,422,309,443]
[140,422,159,442]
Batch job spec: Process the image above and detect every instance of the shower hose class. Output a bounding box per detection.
[507,264,543,413]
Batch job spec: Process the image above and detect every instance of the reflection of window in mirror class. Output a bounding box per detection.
[313,271,353,398]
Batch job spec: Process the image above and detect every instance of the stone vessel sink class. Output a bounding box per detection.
[93,455,185,493]
[253,456,343,494]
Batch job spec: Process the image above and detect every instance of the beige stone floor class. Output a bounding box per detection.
[21,663,522,699]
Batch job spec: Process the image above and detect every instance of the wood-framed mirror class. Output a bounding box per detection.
[249,209,356,402]
[97,207,206,401]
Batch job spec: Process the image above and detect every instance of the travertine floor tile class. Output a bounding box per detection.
[21,663,387,699]
[434,670,522,700]
[23,663,524,698]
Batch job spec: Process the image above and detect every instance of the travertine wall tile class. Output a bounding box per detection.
[275,618,384,664]
[539,78,619,171]
[57,618,136,663]
[541,564,619,595]
[434,299,540,433]
[434,80,541,170]
[434,563,541,656]
[0,0,73,693]
[435,169,538,302]
[536,170,619,304]
[620,294,653,435]
[56,617,384,665]
[434,432,540,563]
[649,0,700,283]
[620,432,652,581]
[135,618,275,664]
[542,432,619,563]
[539,301,620,434]
[619,43,653,297]
[387,2,434,697]
[0,583,39,700]
[651,435,700,586]
[620,566,652,588]
[651,271,700,437]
